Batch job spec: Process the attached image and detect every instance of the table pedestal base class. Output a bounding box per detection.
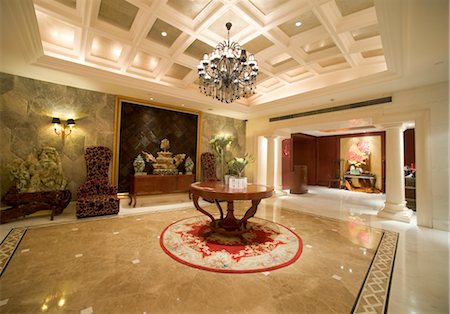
[193,196,261,236]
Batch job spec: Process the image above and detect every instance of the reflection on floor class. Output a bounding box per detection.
[0,186,448,313]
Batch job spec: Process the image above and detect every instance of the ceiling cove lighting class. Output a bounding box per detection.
[197,22,258,103]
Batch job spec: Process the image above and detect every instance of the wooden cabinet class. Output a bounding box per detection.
[292,134,317,185]
[129,174,194,207]
[405,177,416,211]
[290,165,308,194]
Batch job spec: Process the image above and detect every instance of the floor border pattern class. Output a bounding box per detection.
[0,227,27,276]
[353,230,399,314]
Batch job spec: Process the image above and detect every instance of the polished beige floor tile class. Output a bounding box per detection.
[1,187,448,313]
[1,203,384,314]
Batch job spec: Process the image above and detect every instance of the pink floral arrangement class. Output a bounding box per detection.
[347,141,370,167]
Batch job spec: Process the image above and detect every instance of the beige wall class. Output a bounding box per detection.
[246,82,449,231]
[0,73,246,200]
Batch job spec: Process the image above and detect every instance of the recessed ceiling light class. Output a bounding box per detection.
[112,47,122,57]
[161,31,167,37]
[295,21,302,27]
[181,104,185,107]
[150,97,154,101]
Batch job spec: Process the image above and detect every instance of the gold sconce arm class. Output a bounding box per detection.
[52,117,75,136]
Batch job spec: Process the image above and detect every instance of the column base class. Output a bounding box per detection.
[273,188,288,196]
[378,202,414,223]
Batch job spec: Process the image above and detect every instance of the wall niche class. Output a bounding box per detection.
[114,98,200,193]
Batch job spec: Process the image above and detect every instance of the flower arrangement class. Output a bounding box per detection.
[228,154,254,177]
[209,134,233,180]
[209,134,233,156]
[347,141,370,167]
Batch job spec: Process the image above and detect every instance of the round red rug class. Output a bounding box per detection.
[160,216,303,273]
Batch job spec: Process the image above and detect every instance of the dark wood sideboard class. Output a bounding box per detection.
[405,177,416,211]
[1,187,71,223]
[129,174,194,207]
[290,165,308,194]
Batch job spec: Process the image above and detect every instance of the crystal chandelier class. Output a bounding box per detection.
[197,22,258,103]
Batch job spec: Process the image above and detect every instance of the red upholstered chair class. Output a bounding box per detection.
[76,146,119,218]
[201,152,219,182]
[200,152,220,203]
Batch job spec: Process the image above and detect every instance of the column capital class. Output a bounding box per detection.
[264,135,281,140]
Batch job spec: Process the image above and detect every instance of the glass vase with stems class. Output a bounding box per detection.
[209,134,233,183]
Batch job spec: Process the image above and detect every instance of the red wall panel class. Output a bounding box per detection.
[316,136,339,186]
[291,131,386,191]
[404,129,415,168]
[292,134,317,185]
[281,139,292,189]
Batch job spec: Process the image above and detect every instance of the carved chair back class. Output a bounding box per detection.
[85,146,112,180]
[201,152,218,182]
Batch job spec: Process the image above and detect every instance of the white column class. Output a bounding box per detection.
[378,123,413,222]
[415,113,433,227]
[256,136,267,185]
[266,136,275,188]
[274,136,283,191]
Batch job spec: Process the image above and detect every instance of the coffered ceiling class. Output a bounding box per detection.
[1,0,448,119]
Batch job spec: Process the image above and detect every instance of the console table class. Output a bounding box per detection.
[190,181,273,236]
[1,187,71,223]
[129,174,194,207]
[344,173,376,191]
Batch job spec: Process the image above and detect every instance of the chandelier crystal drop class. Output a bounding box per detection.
[197,22,258,103]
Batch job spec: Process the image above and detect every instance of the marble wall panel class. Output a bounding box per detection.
[0,73,246,201]
[0,73,115,200]
[0,125,13,195]
[0,73,14,94]
[201,112,247,171]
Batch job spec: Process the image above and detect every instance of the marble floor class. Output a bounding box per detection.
[0,186,448,313]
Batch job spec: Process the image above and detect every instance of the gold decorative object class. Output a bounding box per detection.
[142,139,185,175]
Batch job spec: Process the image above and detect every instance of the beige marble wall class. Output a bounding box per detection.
[0,73,246,200]
[0,73,115,200]
[200,112,246,158]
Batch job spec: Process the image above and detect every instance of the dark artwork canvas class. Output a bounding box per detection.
[117,101,199,193]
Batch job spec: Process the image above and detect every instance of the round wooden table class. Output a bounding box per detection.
[190,181,274,235]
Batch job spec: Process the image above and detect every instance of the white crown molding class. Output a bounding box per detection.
[3,0,444,123]
[375,0,405,76]
[250,62,389,107]
[33,54,252,117]
[245,69,403,119]
[5,0,44,64]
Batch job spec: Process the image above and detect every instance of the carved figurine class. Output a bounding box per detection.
[185,156,194,174]
[7,146,68,192]
[142,138,186,175]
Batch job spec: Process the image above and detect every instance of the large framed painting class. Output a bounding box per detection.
[113,96,201,193]
[340,135,383,190]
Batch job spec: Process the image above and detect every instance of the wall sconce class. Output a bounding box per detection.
[52,117,75,136]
